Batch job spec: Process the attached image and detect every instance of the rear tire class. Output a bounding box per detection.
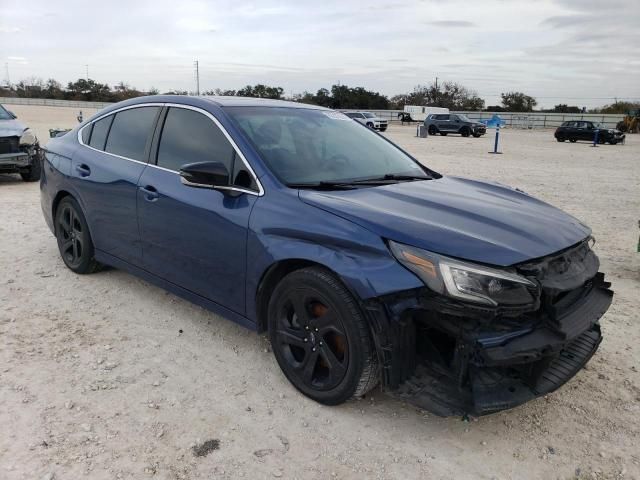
[268,267,379,405]
[55,197,102,274]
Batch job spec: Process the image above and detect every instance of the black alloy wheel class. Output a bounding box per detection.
[461,127,471,137]
[268,267,378,405]
[428,125,438,135]
[55,197,102,274]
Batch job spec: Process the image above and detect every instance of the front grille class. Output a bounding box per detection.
[0,137,20,154]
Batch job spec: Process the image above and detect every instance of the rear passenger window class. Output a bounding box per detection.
[88,115,113,150]
[157,107,235,174]
[81,124,92,144]
[105,107,159,161]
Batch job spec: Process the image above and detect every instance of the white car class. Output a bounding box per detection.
[343,111,388,131]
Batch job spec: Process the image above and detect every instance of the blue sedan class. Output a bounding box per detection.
[40,96,612,415]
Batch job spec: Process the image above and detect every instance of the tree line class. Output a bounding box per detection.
[0,76,636,114]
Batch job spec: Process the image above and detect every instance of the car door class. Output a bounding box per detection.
[436,114,452,132]
[72,105,161,265]
[136,105,260,314]
[574,121,589,140]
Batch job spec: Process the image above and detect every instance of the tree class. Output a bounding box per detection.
[236,84,284,99]
[593,101,640,114]
[391,81,484,111]
[500,91,537,112]
[548,104,582,113]
[66,78,112,101]
[298,85,389,109]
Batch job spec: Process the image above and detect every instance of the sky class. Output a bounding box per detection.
[1,0,639,108]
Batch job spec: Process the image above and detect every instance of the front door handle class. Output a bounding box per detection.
[139,185,159,202]
[75,164,91,177]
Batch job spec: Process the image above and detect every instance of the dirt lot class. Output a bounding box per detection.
[1,107,639,480]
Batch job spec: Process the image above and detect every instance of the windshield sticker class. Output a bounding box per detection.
[322,111,350,121]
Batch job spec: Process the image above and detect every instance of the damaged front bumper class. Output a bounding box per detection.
[364,241,613,416]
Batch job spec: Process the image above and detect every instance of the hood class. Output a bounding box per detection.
[0,118,28,138]
[299,176,591,266]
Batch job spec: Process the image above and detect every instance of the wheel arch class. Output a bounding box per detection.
[52,190,74,232]
[255,259,347,333]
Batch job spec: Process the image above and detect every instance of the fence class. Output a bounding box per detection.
[1,98,627,129]
[0,97,113,109]
[340,109,625,129]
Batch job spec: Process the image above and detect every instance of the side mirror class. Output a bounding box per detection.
[180,161,229,189]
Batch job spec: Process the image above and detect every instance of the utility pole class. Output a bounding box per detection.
[194,60,200,96]
[434,76,439,105]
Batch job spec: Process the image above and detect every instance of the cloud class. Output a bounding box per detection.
[0,26,21,33]
[428,21,476,28]
[540,15,595,28]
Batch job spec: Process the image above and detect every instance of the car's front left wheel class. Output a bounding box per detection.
[268,267,379,405]
[55,197,102,274]
[20,157,42,182]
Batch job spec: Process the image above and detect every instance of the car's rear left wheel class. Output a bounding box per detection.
[55,197,102,274]
[268,267,379,405]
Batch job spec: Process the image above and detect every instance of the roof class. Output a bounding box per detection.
[118,94,329,110]
[200,96,328,110]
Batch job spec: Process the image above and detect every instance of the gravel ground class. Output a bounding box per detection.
[1,107,639,480]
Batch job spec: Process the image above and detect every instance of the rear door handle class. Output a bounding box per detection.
[75,164,91,177]
[139,185,159,202]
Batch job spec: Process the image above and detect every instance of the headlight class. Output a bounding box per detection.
[388,240,538,306]
[19,129,37,145]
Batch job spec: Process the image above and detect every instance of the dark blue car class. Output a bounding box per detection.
[40,96,612,416]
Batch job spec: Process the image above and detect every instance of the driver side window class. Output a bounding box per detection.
[156,107,256,191]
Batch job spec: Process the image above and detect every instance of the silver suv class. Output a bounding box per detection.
[424,113,486,138]
[344,111,388,132]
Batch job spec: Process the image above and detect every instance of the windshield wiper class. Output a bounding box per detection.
[287,174,432,190]
[287,182,358,190]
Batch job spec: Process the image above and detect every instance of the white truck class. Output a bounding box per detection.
[401,105,449,122]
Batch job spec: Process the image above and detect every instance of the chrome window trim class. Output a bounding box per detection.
[77,102,264,196]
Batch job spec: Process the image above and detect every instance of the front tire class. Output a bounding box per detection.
[460,127,471,137]
[556,136,565,142]
[569,138,577,143]
[268,267,379,405]
[20,156,42,182]
[55,197,102,274]
[427,125,438,136]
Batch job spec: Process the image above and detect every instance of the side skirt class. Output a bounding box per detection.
[95,250,258,332]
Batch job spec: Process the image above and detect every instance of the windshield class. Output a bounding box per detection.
[225,107,427,185]
[362,113,376,118]
[0,105,14,120]
[456,114,471,122]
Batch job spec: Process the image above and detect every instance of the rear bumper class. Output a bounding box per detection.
[366,269,613,416]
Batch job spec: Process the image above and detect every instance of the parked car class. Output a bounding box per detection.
[424,113,487,137]
[343,111,387,131]
[41,96,613,416]
[554,120,625,144]
[0,104,42,181]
